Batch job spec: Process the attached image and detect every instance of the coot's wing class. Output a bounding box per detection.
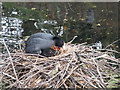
[25,38,54,54]
[29,33,54,40]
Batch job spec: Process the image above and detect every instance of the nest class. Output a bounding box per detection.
[0,40,119,88]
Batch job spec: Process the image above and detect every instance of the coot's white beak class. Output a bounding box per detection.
[62,43,66,50]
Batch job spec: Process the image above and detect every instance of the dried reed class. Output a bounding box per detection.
[0,39,119,88]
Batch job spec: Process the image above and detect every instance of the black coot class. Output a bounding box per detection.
[25,33,64,57]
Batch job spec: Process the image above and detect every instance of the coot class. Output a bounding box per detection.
[25,33,64,57]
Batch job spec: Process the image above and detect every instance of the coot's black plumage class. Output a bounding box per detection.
[25,33,64,57]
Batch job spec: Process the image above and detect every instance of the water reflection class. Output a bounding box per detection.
[0,17,24,53]
[1,17,23,37]
[22,19,64,37]
[86,8,95,24]
[1,2,119,57]
[0,17,64,53]
[36,20,63,37]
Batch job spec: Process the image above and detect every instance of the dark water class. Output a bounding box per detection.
[0,2,119,57]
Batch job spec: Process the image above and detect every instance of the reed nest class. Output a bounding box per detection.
[0,40,119,88]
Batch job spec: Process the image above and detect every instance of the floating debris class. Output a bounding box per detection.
[92,41,102,49]
[11,11,18,15]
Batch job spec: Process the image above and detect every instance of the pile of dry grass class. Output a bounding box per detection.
[0,40,119,88]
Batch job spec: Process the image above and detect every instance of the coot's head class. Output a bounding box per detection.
[53,37,64,47]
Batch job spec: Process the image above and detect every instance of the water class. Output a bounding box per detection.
[0,17,24,53]
[0,2,119,58]
[0,16,65,53]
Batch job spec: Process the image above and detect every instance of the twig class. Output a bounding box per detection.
[2,39,21,88]
[105,39,120,49]
[2,72,16,80]
[67,36,78,44]
[1,41,119,88]
[92,58,105,88]
[68,3,75,12]
[56,65,79,88]
[76,70,98,88]
[98,49,120,54]
[55,57,73,88]
[37,70,62,88]
[64,4,68,21]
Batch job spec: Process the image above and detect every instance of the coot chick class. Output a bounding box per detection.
[25,33,64,57]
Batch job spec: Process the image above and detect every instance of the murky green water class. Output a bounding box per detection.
[0,2,120,88]
[0,2,119,57]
